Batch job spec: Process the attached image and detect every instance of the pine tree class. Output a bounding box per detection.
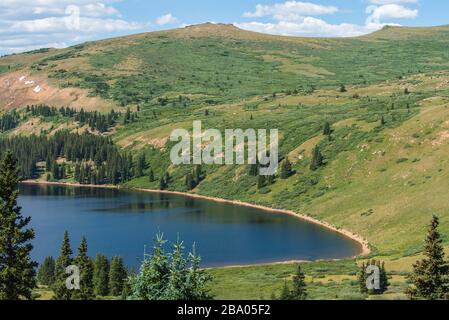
[129,233,169,300]
[323,122,331,136]
[159,177,167,190]
[136,153,146,177]
[290,265,307,300]
[121,280,131,300]
[53,231,73,300]
[194,165,203,184]
[339,84,347,93]
[93,254,110,297]
[185,173,195,191]
[310,146,324,171]
[109,256,127,296]
[166,238,188,300]
[280,159,292,179]
[407,215,449,300]
[0,151,37,300]
[185,245,212,300]
[358,262,368,294]
[72,237,94,300]
[380,261,389,294]
[257,174,266,189]
[37,256,56,286]
[279,280,291,300]
[149,168,155,182]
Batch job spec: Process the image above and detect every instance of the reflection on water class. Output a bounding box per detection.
[19,184,362,268]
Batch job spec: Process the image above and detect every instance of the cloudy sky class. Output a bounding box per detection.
[0,0,444,55]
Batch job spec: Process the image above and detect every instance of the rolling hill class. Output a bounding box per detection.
[1,23,449,261]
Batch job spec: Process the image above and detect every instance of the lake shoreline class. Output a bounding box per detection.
[21,180,371,260]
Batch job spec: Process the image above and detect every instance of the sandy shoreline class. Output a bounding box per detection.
[21,180,371,259]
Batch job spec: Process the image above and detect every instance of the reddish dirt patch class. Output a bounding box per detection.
[0,72,110,111]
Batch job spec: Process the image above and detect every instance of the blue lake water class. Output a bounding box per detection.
[19,184,361,268]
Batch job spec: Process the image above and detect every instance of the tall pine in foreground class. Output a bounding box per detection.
[407,215,449,300]
[53,231,73,300]
[0,151,37,300]
[72,237,94,300]
[109,256,127,296]
[93,254,110,297]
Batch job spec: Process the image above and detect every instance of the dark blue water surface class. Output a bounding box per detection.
[18,184,361,268]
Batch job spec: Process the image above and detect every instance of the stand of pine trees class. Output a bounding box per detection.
[48,232,129,299]
[278,264,307,300]
[358,260,389,295]
[128,233,212,300]
[0,152,37,300]
[0,111,20,132]
[26,105,119,133]
[0,131,135,184]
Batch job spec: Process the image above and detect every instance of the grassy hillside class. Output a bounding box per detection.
[1,23,449,262]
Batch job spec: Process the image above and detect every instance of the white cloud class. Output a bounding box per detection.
[243,1,338,18]
[369,0,418,4]
[0,0,156,54]
[366,4,418,24]
[154,14,178,26]
[238,0,419,38]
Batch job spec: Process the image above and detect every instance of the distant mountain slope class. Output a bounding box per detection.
[1,23,449,111]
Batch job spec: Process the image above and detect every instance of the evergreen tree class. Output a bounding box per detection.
[185,173,195,191]
[257,174,266,189]
[280,159,292,179]
[310,146,324,171]
[53,231,73,300]
[149,168,155,182]
[290,265,307,300]
[339,84,347,93]
[407,215,449,300]
[0,151,37,300]
[166,238,188,300]
[185,245,212,300]
[380,261,389,294]
[109,256,127,297]
[159,177,167,190]
[129,233,169,300]
[37,256,56,286]
[358,262,368,294]
[129,233,211,300]
[136,153,146,177]
[121,280,131,300]
[323,122,331,136]
[279,280,291,300]
[194,165,203,184]
[93,254,110,297]
[72,237,94,300]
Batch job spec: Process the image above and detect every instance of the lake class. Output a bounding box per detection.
[19,184,362,268]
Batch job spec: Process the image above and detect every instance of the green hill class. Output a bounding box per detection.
[1,23,449,260]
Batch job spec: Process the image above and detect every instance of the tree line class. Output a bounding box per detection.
[26,105,119,133]
[0,111,19,132]
[0,131,133,184]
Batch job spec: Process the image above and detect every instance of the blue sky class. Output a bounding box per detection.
[0,0,447,55]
